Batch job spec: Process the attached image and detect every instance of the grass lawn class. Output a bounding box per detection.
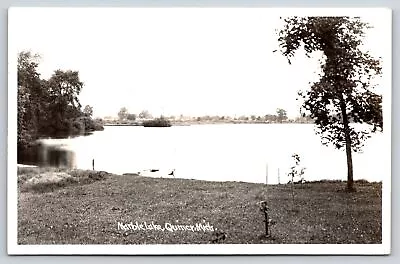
[17,167,382,244]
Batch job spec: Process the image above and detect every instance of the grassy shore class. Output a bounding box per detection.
[17,167,382,244]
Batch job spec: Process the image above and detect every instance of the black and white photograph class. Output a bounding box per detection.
[7,7,391,255]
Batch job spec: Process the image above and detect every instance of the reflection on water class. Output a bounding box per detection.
[36,141,76,168]
[19,124,388,184]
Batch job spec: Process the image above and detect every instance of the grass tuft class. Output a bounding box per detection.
[18,167,109,193]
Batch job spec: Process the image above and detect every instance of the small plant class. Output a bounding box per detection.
[287,153,306,211]
[211,229,227,243]
[258,200,275,237]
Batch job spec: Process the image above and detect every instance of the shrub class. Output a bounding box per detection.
[287,153,306,211]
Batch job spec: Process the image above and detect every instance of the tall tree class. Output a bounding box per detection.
[83,105,94,117]
[118,107,129,120]
[46,70,84,132]
[139,110,152,119]
[277,17,383,191]
[17,51,44,148]
[276,108,288,123]
[47,70,83,108]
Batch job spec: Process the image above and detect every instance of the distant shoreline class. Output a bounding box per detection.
[103,121,314,127]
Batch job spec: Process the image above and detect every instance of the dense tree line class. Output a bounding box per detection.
[17,51,103,156]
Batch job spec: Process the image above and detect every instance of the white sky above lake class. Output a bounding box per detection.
[10,8,390,118]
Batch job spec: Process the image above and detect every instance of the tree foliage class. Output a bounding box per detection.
[17,52,43,147]
[276,108,288,123]
[83,105,94,117]
[278,16,383,190]
[45,70,84,133]
[118,107,129,120]
[17,51,103,159]
[47,70,83,109]
[127,113,137,121]
[139,110,152,119]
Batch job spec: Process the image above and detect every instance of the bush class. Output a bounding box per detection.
[73,116,104,133]
[143,118,171,127]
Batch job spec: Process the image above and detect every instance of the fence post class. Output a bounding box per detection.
[278,168,280,184]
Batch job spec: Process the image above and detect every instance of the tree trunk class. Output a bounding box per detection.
[340,99,355,192]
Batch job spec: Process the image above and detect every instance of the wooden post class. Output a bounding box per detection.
[278,168,280,184]
[264,210,269,236]
[92,159,95,170]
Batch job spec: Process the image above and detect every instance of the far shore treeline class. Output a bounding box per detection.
[107,107,314,126]
[17,51,104,161]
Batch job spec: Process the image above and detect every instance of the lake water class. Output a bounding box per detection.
[35,124,386,184]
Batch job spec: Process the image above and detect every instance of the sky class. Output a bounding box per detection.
[10,8,390,118]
